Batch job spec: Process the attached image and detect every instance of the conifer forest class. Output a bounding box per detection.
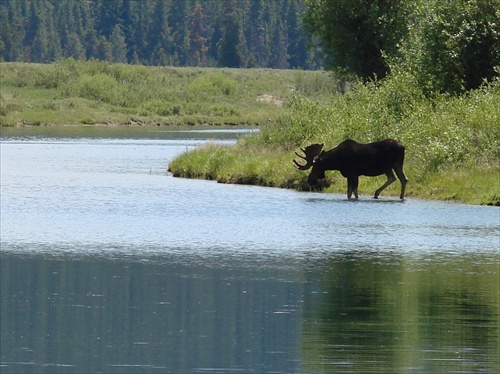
[0,0,322,69]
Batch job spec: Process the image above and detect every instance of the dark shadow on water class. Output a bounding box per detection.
[305,195,406,204]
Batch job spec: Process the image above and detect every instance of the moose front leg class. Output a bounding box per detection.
[347,176,359,199]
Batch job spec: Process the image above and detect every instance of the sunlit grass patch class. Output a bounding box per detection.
[1,60,339,126]
[414,166,500,205]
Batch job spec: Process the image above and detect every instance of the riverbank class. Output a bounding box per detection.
[168,142,499,206]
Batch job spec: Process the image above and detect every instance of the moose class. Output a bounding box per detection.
[294,139,408,200]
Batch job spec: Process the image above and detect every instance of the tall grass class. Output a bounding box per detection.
[253,71,499,176]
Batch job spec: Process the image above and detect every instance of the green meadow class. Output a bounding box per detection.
[1,60,498,205]
[0,59,337,127]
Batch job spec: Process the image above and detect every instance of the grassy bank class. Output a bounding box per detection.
[169,142,499,205]
[0,59,339,127]
[169,72,500,206]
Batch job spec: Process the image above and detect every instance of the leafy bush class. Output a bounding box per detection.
[207,104,239,117]
[0,94,21,116]
[80,118,96,125]
[62,73,120,103]
[188,72,238,97]
[8,60,75,88]
[398,0,500,95]
[293,70,343,97]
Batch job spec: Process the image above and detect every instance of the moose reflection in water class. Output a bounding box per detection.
[294,139,408,200]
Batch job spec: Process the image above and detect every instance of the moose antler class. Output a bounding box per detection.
[293,143,324,170]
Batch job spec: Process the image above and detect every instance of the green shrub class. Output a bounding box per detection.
[400,0,500,96]
[293,70,344,97]
[9,61,74,89]
[0,94,18,116]
[80,118,96,125]
[188,72,238,97]
[207,104,239,117]
[63,73,119,103]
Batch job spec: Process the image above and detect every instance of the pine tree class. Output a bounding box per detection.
[217,0,242,68]
[188,3,208,66]
[84,28,99,60]
[285,0,308,69]
[167,0,189,66]
[121,0,136,62]
[31,27,48,62]
[247,0,272,68]
[96,0,123,38]
[31,1,61,62]
[129,0,151,64]
[47,0,83,60]
[65,32,85,60]
[271,19,288,69]
[95,35,112,62]
[110,24,127,63]
[24,1,39,48]
[207,2,223,65]
[149,0,172,66]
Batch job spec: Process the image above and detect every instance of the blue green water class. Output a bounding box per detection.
[1,129,498,373]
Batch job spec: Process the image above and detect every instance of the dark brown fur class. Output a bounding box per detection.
[294,139,408,199]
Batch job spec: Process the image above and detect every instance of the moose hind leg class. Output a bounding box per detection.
[394,165,408,199]
[374,171,396,199]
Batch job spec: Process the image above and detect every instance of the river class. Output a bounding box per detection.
[1,127,499,373]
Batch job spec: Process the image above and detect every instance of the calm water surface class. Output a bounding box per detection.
[1,127,499,373]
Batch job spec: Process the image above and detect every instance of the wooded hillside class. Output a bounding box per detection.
[0,0,322,69]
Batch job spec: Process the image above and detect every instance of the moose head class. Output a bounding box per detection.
[293,143,326,186]
[293,139,408,200]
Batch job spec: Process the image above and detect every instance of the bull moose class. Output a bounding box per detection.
[294,139,408,200]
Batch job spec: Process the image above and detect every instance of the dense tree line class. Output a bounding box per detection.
[3,0,497,95]
[304,0,500,94]
[0,0,322,69]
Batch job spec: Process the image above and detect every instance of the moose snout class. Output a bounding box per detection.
[307,174,318,185]
[307,168,325,186]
